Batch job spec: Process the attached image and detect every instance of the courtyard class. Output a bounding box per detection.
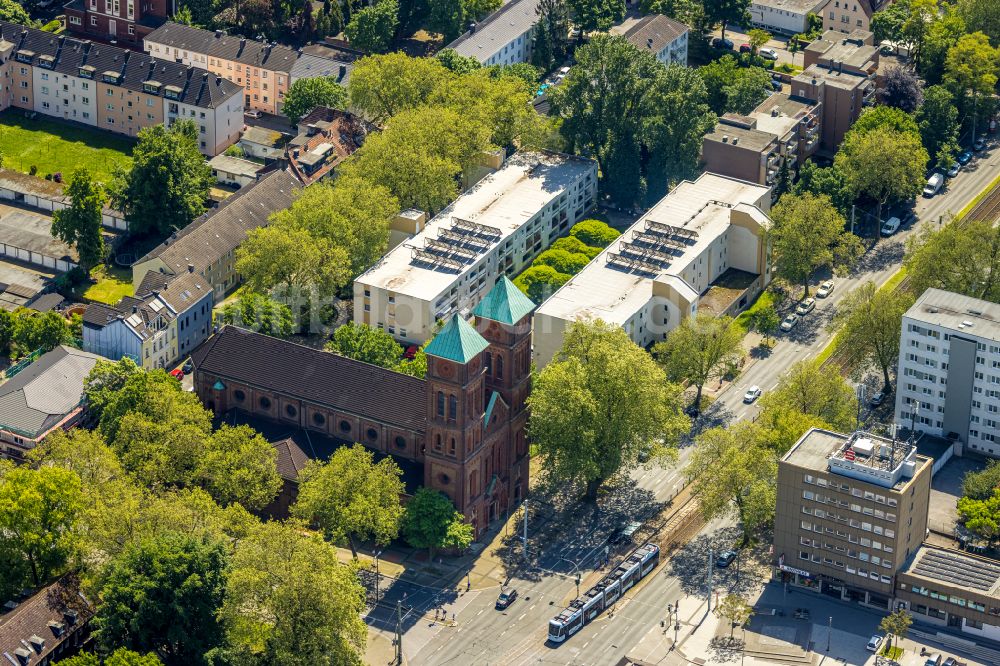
[0,109,134,184]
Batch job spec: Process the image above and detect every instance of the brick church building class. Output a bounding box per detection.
[190,277,534,538]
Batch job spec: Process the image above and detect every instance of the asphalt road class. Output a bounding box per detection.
[388,138,1000,665]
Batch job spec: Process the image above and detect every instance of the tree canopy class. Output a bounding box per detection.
[768,192,862,296]
[879,66,924,113]
[757,359,858,433]
[528,320,687,499]
[837,128,928,224]
[325,321,404,368]
[917,85,961,167]
[698,55,771,115]
[567,0,625,32]
[51,168,106,270]
[904,218,1000,303]
[513,265,571,302]
[345,0,399,54]
[281,77,348,125]
[569,219,620,247]
[348,53,451,123]
[293,444,405,557]
[111,121,213,236]
[217,292,295,337]
[400,488,474,559]
[198,425,281,511]
[831,280,914,391]
[654,313,743,410]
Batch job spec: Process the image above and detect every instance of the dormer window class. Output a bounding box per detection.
[102,71,121,84]
[79,65,95,79]
[15,50,34,63]
[163,84,181,100]
[142,80,162,94]
[37,55,55,69]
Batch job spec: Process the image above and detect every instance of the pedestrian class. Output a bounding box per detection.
[452,612,456,623]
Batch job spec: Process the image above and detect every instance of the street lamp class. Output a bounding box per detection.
[827,616,832,652]
[373,550,382,603]
[910,402,920,442]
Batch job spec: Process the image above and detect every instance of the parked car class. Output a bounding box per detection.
[974,136,986,151]
[816,280,835,298]
[496,588,518,610]
[770,80,783,91]
[716,550,737,568]
[880,216,901,236]
[759,47,779,60]
[245,109,262,119]
[739,43,752,53]
[958,150,973,165]
[170,368,184,380]
[611,521,642,545]
[870,391,885,407]
[943,657,966,666]
[923,173,944,197]
[744,386,762,403]
[865,635,884,652]
[795,298,816,315]
[901,211,917,226]
[780,314,799,332]
[712,37,734,49]
[404,345,419,360]
[182,359,194,374]
[924,654,943,666]
[947,162,961,177]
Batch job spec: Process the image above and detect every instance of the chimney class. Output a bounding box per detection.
[468,21,477,34]
[132,305,138,314]
[338,64,346,79]
[722,135,728,143]
[647,37,653,49]
[188,263,195,273]
[215,29,223,38]
[732,137,738,145]
[163,282,169,290]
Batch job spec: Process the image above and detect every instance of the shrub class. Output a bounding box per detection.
[535,248,591,275]
[513,265,570,302]
[569,219,620,248]
[550,236,602,259]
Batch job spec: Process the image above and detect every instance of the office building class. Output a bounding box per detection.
[702,93,821,191]
[0,21,244,155]
[791,29,878,151]
[774,428,932,610]
[144,22,353,115]
[353,151,597,346]
[894,288,1000,457]
[749,0,827,34]
[532,173,771,367]
[612,14,688,65]
[446,0,540,66]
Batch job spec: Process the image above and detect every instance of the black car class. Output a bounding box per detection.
[715,550,737,568]
[496,588,518,610]
[182,359,194,374]
[711,37,734,50]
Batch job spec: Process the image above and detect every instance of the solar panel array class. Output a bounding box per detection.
[410,218,503,273]
[913,549,1000,592]
[606,218,700,276]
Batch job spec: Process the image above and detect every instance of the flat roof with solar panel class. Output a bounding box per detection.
[903,545,1000,596]
[355,152,596,301]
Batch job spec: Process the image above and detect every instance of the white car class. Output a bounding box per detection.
[780,314,799,332]
[866,634,884,652]
[816,280,835,298]
[880,216,901,236]
[795,298,816,315]
[947,162,961,177]
[245,109,262,119]
[744,386,762,403]
[759,47,779,60]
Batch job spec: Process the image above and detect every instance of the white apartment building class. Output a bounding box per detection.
[749,0,826,35]
[532,173,773,367]
[446,0,540,66]
[895,288,1000,457]
[353,152,597,345]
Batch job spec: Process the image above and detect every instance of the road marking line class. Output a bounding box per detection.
[517,612,527,621]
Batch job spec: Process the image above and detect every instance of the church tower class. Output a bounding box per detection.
[472,277,536,510]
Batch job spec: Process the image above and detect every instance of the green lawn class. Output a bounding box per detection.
[77,265,134,305]
[735,288,778,333]
[0,109,134,184]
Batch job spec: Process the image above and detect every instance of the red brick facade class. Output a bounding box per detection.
[64,0,170,47]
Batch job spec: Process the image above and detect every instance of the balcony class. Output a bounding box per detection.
[861,84,876,106]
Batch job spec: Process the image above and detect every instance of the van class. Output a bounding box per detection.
[924,653,942,666]
[923,173,944,197]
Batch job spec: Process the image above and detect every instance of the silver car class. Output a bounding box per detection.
[780,314,799,331]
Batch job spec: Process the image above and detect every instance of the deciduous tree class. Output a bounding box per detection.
[836,129,928,224]
[792,162,852,215]
[757,359,858,432]
[221,521,367,666]
[831,280,914,391]
[956,0,1000,46]
[83,357,143,425]
[748,28,770,52]
[348,53,451,123]
[217,292,295,337]
[198,424,281,511]
[56,648,164,666]
[111,121,213,236]
[569,219,620,247]
[716,593,753,638]
[427,0,464,40]
[534,248,591,274]
[654,313,743,411]
[917,85,961,167]
[848,105,921,139]
[944,31,1000,146]
[345,0,399,54]
[0,466,83,589]
[745,303,780,345]
[962,460,1000,500]
[93,532,227,665]
[0,0,30,23]
[567,0,625,33]
[293,444,405,557]
[703,0,750,40]
[281,77,348,125]
[958,489,1000,545]
[904,218,1000,302]
[400,488,474,559]
[51,168,106,270]
[879,609,913,654]
[325,322,404,368]
[687,422,777,545]
[528,320,687,499]
[879,66,924,113]
[551,236,602,258]
[513,264,571,301]
[768,192,862,297]
[697,55,771,116]
[236,224,350,297]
